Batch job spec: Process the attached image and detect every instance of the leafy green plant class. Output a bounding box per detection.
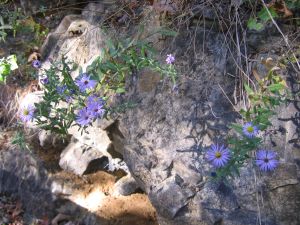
[30,31,177,136]
[209,65,287,179]
[11,131,31,152]
[0,55,18,83]
[247,6,278,31]
[0,7,24,41]
[0,6,48,43]
[286,0,300,9]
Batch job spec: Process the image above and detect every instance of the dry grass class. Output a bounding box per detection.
[0,81,39,127]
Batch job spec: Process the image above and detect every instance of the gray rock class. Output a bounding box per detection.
[40,13,106,73]
[82,2,105,24]
[68,123,111,152]
[113,175,140,196]
[106,158,129,173]
[109,27,300,225]
[59,138,109,175]
[38,130,69,150]
[0,148,55,219]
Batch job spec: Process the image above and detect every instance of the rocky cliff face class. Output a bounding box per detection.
[110,17,300,225]
[112,34,300,224]
[19,2,300,225]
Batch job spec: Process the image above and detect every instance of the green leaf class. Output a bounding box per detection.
[230,123,243,134]
[6,55,18,70]
[247,17,264,31]
[156,27,178,37]
[0,63,10,76]
[244,83,254,94]
[116,87,126,94]
[267,83,285,92]
[258,7,278,22]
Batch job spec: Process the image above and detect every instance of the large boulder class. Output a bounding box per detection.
[111,27,300,225]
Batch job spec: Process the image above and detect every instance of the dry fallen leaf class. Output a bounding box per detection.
[11,201,23,220]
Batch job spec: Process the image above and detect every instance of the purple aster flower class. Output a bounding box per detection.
[76,108,92,126]
[32,60,41,68]
[256,150,278,172]
[65,89,76,103]
[75,73,97,92]
[87,101,105,118]
[206,144,231,168]
[166,54,175,64]
[40,76,49,85]
[19,104,35,122]
[56,85,67,94]
[65,95,73,103]
[243,122,259,138]
[86,95,99,104]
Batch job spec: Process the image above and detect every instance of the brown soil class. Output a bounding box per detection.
[55,171,158,225]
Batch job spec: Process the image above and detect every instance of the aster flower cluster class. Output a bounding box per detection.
[206,121,279,176]
[25,43,180,136]
[76,95,105,126]
[20,71,103,131]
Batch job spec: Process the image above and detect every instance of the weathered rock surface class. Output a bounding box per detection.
[111,29,300,225]
[38,129,69,150]
[40,9,106,74]
[113,174,140,196]
[0,147,55,221]
[59,137,109,175]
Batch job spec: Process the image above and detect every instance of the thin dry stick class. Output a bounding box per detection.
[235,8,245,108]
[209,2,258,93]
[218,83,241,115]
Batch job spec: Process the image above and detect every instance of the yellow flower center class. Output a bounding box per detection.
[247,126,254,133]
[215,151,222,158]
[23,109,29,116]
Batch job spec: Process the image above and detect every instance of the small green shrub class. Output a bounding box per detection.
[0,55,18,83]
[0,5,48,43]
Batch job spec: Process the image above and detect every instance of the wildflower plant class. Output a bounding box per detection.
[209,64,287,179]
[30,31,177,136]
